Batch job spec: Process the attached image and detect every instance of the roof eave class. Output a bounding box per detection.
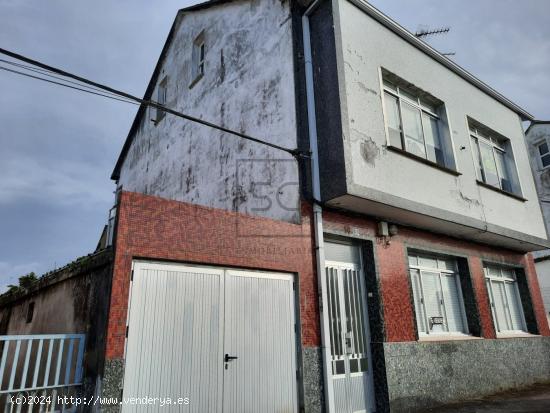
[111,0,238,181]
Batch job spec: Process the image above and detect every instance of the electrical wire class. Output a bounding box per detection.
[0,66,140,105]
[0,58,135,99]
[0,47,308,159]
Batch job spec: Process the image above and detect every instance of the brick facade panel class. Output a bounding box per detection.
[106,192,550,359]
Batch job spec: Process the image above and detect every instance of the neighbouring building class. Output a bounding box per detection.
[98,1,550,412]
[525,120,550,324]
[0,249,113,410]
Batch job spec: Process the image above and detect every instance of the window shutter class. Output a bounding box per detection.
[492,281,510,331]
[410,269,426,333]
[422,272,445,333]
[505,282,524,331]
[440,274,465,333]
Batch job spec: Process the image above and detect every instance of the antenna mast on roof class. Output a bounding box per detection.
[415,27,450,38]
[415,26,455,57]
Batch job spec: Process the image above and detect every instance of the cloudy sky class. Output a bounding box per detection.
[0,0,549,291]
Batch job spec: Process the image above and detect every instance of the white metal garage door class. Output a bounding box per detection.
[121,261,297,413]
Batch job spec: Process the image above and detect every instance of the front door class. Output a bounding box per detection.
[122,262,298,413]
[325,242,375,413]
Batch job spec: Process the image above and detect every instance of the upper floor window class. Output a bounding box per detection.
[382,70,455,170]
[484,265,526,334]
[537,139,550,169]
[191,31,205,86]
[469,119,521,196]
[155,76,168,123]
[408,252,468,336]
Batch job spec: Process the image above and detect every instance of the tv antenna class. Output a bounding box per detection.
[415,26,455,57]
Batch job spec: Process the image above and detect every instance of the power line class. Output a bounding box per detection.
[0,47,308,160]
[0,66,140,105]
[0,58,135,99]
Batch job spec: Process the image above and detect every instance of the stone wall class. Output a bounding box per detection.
[384,338,550,412]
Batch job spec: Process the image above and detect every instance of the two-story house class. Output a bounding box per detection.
[525,120,550,325]
[102,1,550,412]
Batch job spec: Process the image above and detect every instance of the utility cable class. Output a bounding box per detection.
[0,47,309,159]
[0,66,140,105]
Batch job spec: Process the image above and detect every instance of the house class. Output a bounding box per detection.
[525,120,550,325]
[102,0,550,412]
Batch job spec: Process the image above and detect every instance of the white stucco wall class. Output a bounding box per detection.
[333,0,546,240]
[117,0,300,223]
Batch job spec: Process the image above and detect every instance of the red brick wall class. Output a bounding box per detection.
[106,191,320,359]
[322,208,550,341]
[106,192,550,358]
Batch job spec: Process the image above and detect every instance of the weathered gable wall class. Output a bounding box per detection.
[117,0,300,223]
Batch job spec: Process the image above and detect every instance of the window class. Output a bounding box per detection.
[469,120,521,195]
[538,140,550,168]
[191,31,205,85]
[155,76,167,123]
[484,265,527,333]
[26,302,34,324]
[408,252,468,336]
[382,71,454,169]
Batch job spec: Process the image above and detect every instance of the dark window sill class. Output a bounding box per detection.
[476,180,527,202]
[151,114,165,126]
[386,145,461,176]
[189,72,204,89]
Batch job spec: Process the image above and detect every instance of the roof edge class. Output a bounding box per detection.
[525,120,550,136]
[111,0,239,181]
[347,0,535,121]
[111,12,182,180]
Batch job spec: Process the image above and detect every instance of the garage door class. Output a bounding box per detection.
[121,261,298,413]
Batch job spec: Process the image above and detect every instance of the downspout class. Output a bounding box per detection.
[302,2,335,412]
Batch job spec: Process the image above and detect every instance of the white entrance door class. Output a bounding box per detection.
[121,262,297,413]
[325,242,375,413]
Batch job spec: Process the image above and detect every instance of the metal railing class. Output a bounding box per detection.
[0,334,85,412]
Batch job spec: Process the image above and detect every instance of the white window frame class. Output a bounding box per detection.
[536,138,550,170]
[409,254,469,337]
[484,265,527,334]
[191,32,205,85]
[382,79,447,166]
[470,127,510,189]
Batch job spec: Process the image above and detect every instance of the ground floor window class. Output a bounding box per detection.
[408,252,468,335]
[484,265,527,333]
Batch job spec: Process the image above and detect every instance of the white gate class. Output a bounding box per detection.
[325,242,375,413]
[122,262,297,413]
[0,334,86,412]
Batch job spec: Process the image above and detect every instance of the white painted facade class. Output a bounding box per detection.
[116,0,300,223]
[324,0,546,247]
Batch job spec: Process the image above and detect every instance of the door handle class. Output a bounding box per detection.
[224,354,238,363]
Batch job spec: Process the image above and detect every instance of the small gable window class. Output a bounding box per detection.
[155,76,168,123]
[190,31,205,87]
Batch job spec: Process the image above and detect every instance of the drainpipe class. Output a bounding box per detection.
[302,2,335,412]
